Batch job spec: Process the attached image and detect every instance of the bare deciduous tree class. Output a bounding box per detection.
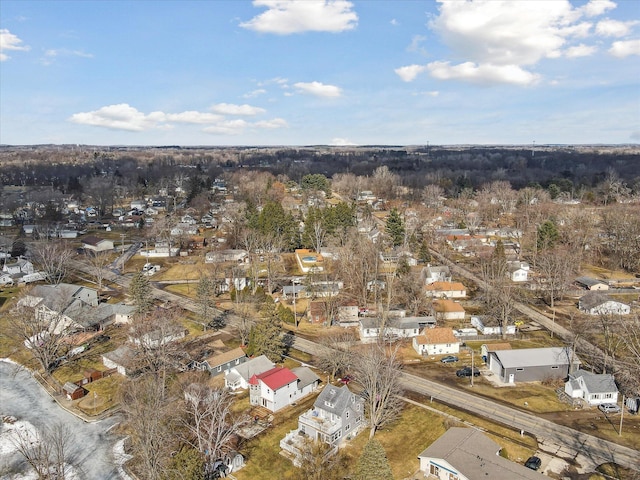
[31,241,75,285]
[182,383,249,463]
[353,343,404,439]
[535,246,577,309]
[84,250,111,292]
[11,422,71,479]
[316,329,358,380]
[295,438,344,480]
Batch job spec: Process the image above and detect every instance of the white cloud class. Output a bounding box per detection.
[564,43,597,57]
[426,91,440,97]
[255,118,288,129]
[427,61,540,86]
[407,34,427,54]
[40,48,93,65]
[243,88,267,98]
[293,81,342,97]
[395,64,427,82]
[423,0,620,86]
[580,0,616,18]
[68,104,282,133]
[210,103,266,116]
[240,0,358,34]
[596,19,639,37]
[330,137,357,146]
[609,39,640,57]
[390,19,399,27]
[0,29,30,61]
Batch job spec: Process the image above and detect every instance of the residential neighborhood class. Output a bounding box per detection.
[0,144,639,480]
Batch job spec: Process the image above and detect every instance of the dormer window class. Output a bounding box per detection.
[324,401,334,408]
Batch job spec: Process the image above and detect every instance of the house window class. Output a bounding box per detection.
[430,464,439,476]
[516,368,524,371]
[551,366,559,369]
[448,473,458,480]
[346,411,350,419]
[604,393,613,399]
[345,424,351,431]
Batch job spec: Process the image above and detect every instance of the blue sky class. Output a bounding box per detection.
[1,0,639,146]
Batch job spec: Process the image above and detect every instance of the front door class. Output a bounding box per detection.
[508,373,515,383]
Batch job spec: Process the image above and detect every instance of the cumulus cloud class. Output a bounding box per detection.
[427,61,540,86]
[564,43,597,57]
[69,103,286,134]
[609,39,640,57]
[395,64,427,82]
[210,103,266,115]
[0,29,30,61]
[293,81,342,97]
[596,19,639,37]
[240,0,358,34]
[407,34,427,54]
[330,137,357,146]
[397,0,623,87]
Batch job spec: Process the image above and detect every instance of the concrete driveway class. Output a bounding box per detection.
[0,360,129,479]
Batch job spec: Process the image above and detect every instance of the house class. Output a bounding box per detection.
[129,326,187,349]
[307,301,328,324]
[565,369,619,406]
[417,427,542,480]
[81,235,115,253]
[75,302,135,331]
[578,292,630,315]
[506,260,530,282]
[480,343,512,363]
[195,347,247,376]
[433,299,465,321]
[575,277,609,291]
[423,265,451,285]
[470,316,517,336]
[102,345,136,376]
[359,317,427,343]
[0,273,14,286]
[425,281,467,299]
[130,199,147,210]
[413,327,460,356]
[487,347,580,384]
[281,385,365,466]
[205,249,249,263]
[63,382,87,401]
[249,366,320,412]
[225,355,276,391]
[2,257,35,276]
[336,301,359,327]
[19,283,100,334]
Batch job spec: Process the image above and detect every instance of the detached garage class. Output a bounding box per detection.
[488,347,580,384]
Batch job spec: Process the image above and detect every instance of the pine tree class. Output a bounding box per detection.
[129,271,153,315]
[355,439,394,480]
[246,301,285,362]
[385,208,405,247]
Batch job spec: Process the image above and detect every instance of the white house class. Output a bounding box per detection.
[413,327,460,356]
[506,261,529,282]
[281,385,365,466]
[418,428,543,480]
[102,345,135,376]
[433,299,465,321]
[359,317,429,343]
[470,316,517,336]
[225,355,275,390]
[2,258,35,276]
[422,265,451,285]
[249,366,320,413]
[579,292,630,315]
[81,235,115,253]
[205,249,249,263]
[565,369,619,406]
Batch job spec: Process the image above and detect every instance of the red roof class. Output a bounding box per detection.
[248,366,298,390]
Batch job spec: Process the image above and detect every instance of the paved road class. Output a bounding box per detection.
[0,360,126,479]
[290,336,640,471]
[72,259,640,472]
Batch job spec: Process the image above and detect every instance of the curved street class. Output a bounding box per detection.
[0,360,127,479]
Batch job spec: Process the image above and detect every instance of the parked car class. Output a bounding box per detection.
[524,456,541,470]
[440,355,459,363]
[340,375,353,385]
[456,366,480,377]
[598,403,621,414]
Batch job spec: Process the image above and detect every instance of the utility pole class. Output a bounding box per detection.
[292,279,297,329]
[619,394,625,436]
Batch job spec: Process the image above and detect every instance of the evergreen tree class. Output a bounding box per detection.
[354,439,394,480]
[246,301,285,362]
[129,271,153,315]
[537,219,559,250]
[385,208,405,247]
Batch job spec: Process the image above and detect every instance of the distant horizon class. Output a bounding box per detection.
[2,1,638,146]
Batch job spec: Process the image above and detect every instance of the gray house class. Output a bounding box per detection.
[224,354,275,390]
[565,369,619,406]
[281,384,365,466]
[488,347,580,384]
[418,427,543,480]
[192,347,247,376]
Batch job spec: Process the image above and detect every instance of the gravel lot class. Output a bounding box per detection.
[0,360,128,479]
